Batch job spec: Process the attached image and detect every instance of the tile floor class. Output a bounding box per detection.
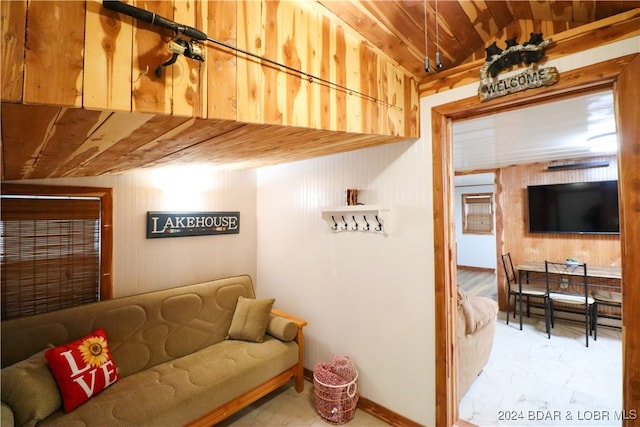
[217,311,621,427]
[217,379,390,426]
[459,312,623,427]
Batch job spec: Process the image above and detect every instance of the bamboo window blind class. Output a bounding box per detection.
[0,196,101,320]
[462,193,494,234]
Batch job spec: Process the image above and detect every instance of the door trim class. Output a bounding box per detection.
[433,53,639,427]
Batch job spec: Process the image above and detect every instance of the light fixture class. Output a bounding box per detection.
[587,132,618,153]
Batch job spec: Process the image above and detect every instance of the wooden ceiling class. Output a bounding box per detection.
[0,103,401,180]
[320,0,640,82]
[2,1,639,181]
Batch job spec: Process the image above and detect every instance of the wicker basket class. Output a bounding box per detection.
[313,369,359,424]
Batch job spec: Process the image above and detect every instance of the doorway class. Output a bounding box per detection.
[432,54,640,427]
[452,95,623,426]
[454,173,497,301]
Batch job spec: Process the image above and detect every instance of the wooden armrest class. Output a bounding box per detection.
[271,308,306,393]
[271,308,307,328]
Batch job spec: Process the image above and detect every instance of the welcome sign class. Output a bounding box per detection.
[147,211,240,238]
[478,33,558,102]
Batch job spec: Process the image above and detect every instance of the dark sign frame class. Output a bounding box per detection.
[146,211,240,238]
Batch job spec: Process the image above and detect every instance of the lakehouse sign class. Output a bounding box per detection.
[147,211,240,238]
[479,33,558,102]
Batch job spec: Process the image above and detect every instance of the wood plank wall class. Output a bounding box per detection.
[496,155,620,308]
[1,0,418,139]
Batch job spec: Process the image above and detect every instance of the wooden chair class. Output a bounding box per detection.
[502,253,546,330]
[545,261,594,347]
[591,286,622,340]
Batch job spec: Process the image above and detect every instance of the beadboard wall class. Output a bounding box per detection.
[256,136,432,422]
[7,166,258,298]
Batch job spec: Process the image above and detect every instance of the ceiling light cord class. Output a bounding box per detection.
[435,0,442,69]
[423,0,430,72]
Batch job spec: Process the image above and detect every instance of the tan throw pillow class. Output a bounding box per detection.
[266,314,298,342]
[228,296,275,342]
[1,348,62,427]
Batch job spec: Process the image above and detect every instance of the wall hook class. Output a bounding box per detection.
[375,215,383,232]
[341,216,348,231]
[351,215,359,231]
[330,215,338,231]
[363,215,370,231]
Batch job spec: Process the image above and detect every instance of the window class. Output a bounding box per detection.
[462,193,494,234]
[1,184,112,320]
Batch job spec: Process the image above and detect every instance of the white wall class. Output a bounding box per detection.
[455,174,497,270]
[9,165,258,297]
[256,138,437,424]
[255,36,639,426]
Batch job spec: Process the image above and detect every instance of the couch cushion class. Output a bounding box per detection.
[45,329,119,412]
[39,337,299,426]
[2,276,257,382]
[228,297,275,342]
[1,348,61,427]
[266,314,297,342]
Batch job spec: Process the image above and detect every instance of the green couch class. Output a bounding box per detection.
[1,275,306,426]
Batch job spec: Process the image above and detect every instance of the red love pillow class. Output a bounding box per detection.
[45,329,119,412]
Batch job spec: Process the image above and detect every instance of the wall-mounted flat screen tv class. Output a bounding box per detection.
[527,180,619,234]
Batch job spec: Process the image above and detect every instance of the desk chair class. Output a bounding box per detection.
[591,287,622,340]
[545,261,594,347]
[502,253,547,330]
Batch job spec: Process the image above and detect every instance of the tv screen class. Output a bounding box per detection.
[527,180,619,234]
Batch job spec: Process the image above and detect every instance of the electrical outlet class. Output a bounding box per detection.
[561,278,569,289]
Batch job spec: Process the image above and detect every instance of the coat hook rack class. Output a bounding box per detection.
[321,205,389,234]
